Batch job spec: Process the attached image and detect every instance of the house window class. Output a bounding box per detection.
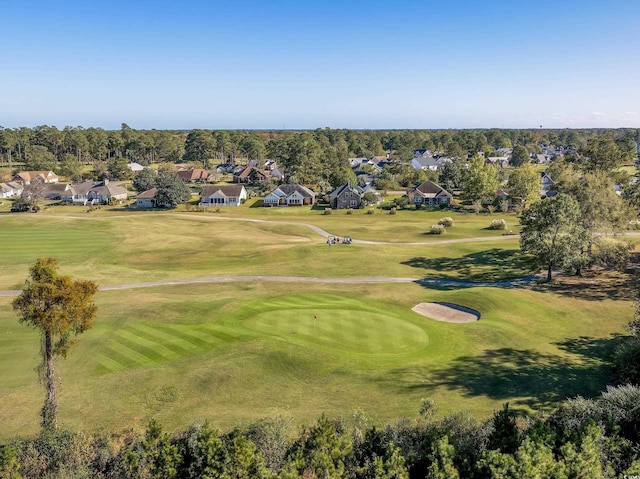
[350,200,358,207]
[415,197,422,203]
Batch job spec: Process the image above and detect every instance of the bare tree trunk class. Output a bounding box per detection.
[42,331,57,430]
[547,264,552,283]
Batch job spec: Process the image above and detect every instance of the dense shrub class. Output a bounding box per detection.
[393,197,409,209]
[346,209,353,215]
[438,217,454,227]
[490,219,507,230]
[324,208,332,215]
[431,224,445,234]
[367,209,374,215]
[389,207,397,215]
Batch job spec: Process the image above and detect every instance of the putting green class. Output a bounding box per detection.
[239,294,429,354]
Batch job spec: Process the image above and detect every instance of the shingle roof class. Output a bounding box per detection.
[201,185,245,197]
[413,181,452,198]
[178,169,211,181]
[135,188,158,199]
[274,184,315,198]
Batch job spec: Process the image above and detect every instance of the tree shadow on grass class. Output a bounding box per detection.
[530,270,635,302]
[382,336,619,410]
[402,248,531,282]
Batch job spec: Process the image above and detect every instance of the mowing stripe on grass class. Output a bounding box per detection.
[120,328,184,361]
[127,325,201,355]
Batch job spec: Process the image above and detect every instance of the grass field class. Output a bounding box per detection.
[0,213,526,289]
[0,207,634,440]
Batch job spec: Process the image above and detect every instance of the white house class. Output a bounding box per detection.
[200,185,247,207]
[0,181,23,198]
[263,184,315,207]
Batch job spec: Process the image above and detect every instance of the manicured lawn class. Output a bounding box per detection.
[0,214,527,289]
[0,279,632,439]
[0,208,633,440]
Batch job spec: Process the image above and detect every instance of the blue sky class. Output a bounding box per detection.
[1,0,639,129]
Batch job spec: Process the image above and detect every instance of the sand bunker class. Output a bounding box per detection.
[412,302,480,323]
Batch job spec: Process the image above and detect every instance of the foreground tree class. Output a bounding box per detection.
[519,194,589,282]
[12,258,98,430]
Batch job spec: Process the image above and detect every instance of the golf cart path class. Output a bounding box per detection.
[0,274,541,296]
[29,212,518,245]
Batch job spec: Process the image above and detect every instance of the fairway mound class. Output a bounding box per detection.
[412,302,480,323]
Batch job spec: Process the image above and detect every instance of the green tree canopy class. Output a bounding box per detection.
[510,145,530,167]
[519,194,589,282]
[507,163,541,205]
[155,169,191,207]
[461,157,499,202]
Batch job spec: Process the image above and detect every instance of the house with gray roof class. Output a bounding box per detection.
[328,184,365,209]
[263,184,315,207]
[200,185,247,207]
[0,181,23,198]
[406,181,452,206]
[411,155,452,171]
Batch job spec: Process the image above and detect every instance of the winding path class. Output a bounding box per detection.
[0,211,555,295]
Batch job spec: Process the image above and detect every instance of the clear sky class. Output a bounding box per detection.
[1,0,639,129]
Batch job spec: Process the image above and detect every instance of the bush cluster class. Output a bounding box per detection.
[389,207,397,215]
[490,219,507,230]
[323,208,332,215]
[438,217,454,227]
[431,224,446,234]
[4,386,640,478]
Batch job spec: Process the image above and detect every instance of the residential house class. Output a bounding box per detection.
[89,181,129,204]
[233,166,269,184]
[127,162,145,173]
[200,185,247,207]
[13,170,59,185]
[132,188,172,208]
[496,147,513,157]
[43,183,72,200]
[406,180,453,206]
[540,172,557,198]
[263,184,315,207]
[264,160,278,171]
[349,158,369,169]
[486,157,510,168]
[270,168,285,181]
[62,180,96,204]
[177,169,211,183]
[0,182,23,198]
[412,155,452,171]
[328,184,365,209]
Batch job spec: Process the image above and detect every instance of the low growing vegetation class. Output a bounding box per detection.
[430,224,446,234]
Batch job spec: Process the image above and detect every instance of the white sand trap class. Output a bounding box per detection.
[412,302,480,323]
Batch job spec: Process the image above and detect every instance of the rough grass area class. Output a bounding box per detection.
[0,280,632,439]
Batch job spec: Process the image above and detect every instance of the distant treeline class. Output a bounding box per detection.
[1,385,639,478]
[2,125,639,199]
[1,124,638,171]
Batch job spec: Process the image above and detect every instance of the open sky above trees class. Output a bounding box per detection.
[1,0,639,129]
